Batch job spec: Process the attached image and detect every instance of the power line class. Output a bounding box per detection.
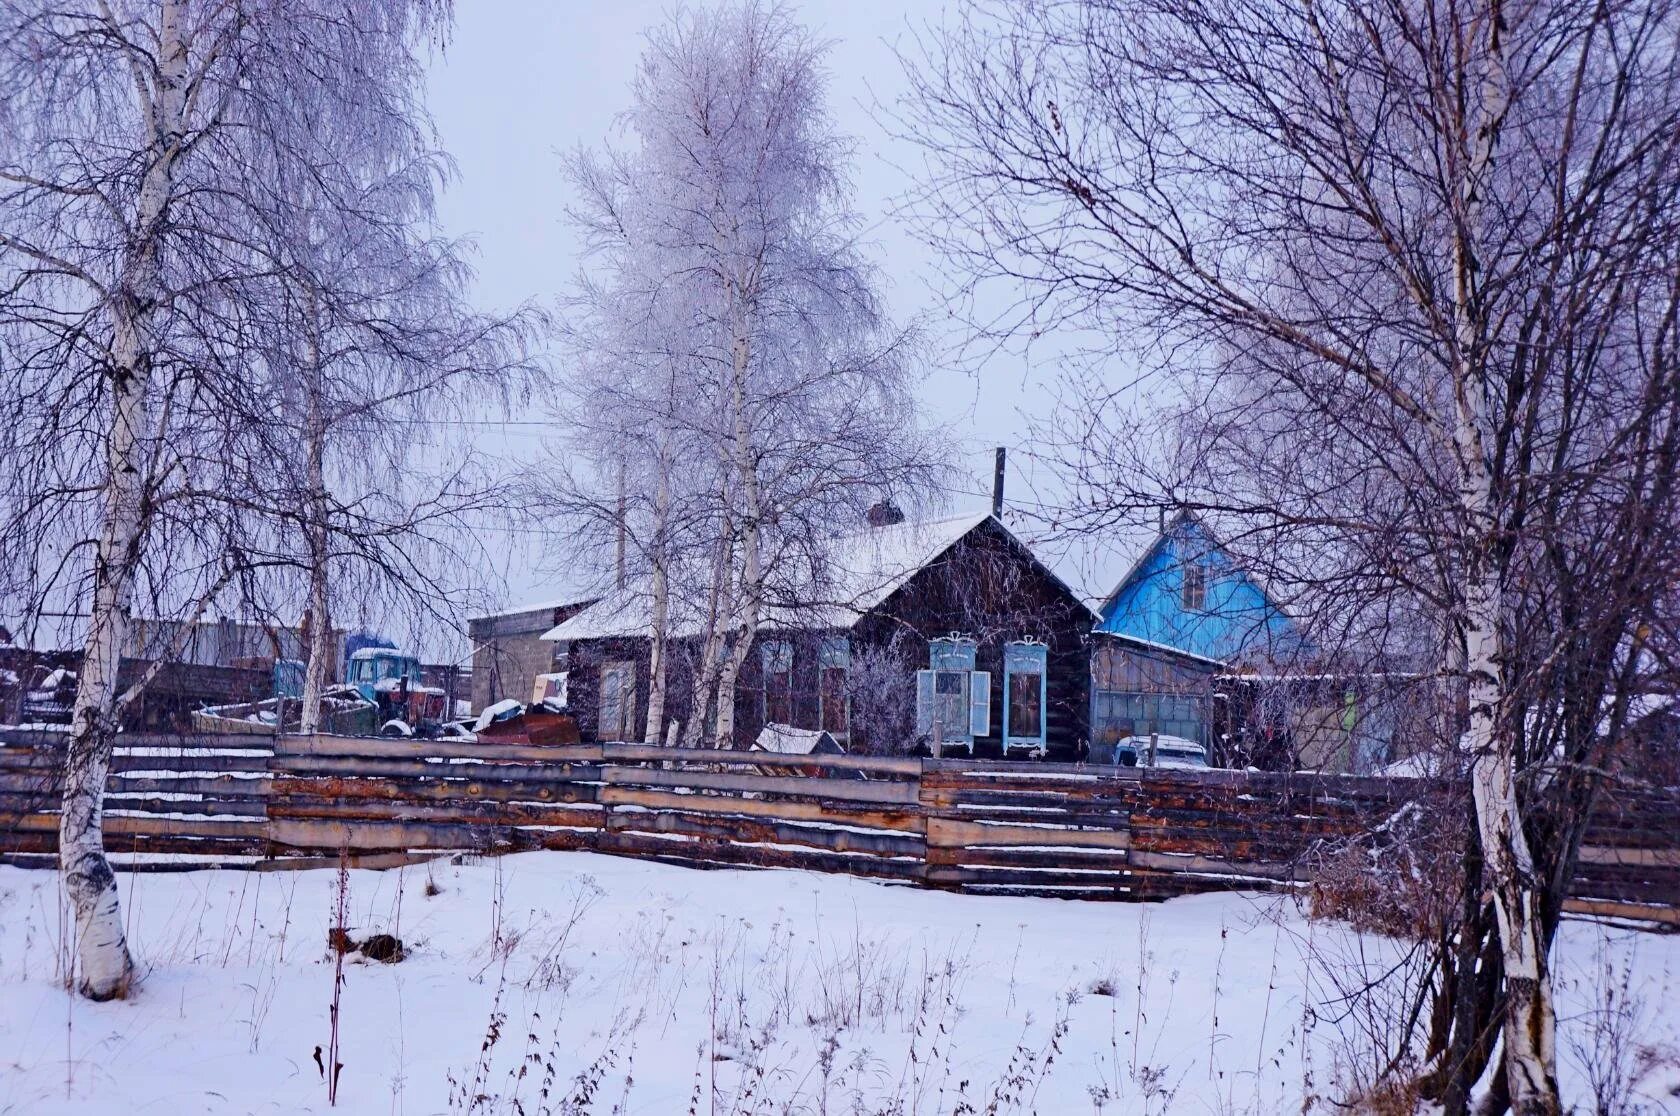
[387,418,565,426]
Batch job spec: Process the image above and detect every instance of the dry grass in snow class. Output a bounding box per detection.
[0,851,1676,1114]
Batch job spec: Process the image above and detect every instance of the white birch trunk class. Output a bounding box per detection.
[682,508,734,747]
[299,541,331,733]
[712,633,742,746]
[1457,422,1558,1112]
[60,347,145,1000]
[712,330,763,750]
[60,0,190,1001]
[1454,5,1559,1107]
[298,308,331,735]
[643,450,671,744]
[712,517,760,748]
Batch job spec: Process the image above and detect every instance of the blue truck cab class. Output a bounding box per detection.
[345,647,423,704]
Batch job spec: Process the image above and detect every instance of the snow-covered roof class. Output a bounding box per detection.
[543,511,1016,643]
[540,585,675,642]
[753,724,842,755]
[474,595,596,622]
[350,646,415,661]
[824,511,993,617]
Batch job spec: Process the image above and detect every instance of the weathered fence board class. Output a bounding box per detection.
[597,785,926,832]
[271,774,597,806]
[606,743,922,776]
[269,754,605,781]
[270,797,604,829]
[600,765,921,805]
[2,733,1677,923]
[603,808,927,859]
[926,815,1132,851]
[277,735,598,764]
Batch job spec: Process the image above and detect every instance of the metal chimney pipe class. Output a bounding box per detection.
[992,447,1006,517]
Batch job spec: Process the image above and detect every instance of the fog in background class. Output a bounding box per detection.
[424,1,1151,637]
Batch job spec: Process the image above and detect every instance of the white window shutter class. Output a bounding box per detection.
[969,671,991,737]
[915,670,936,736]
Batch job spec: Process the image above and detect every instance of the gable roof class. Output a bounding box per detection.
[473,594,598,623]
[1094,510,1286,621]
[540,583,684,643]
[824,510,992,616]
[1093,513,1185,622]
[1093,510,1306,662]
[541,510,1092,644]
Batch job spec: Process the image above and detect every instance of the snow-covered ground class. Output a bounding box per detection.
[1,852,1676,1114]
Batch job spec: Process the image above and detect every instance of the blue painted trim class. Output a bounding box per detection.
[1002,640,1048,749]
[1094,515,1307,661]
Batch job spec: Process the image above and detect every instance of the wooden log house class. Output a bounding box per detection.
[542,509,1097,759]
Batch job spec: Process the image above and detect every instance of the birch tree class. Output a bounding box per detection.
[542,286,721,744]
[549,1,939,747]
[243,78,536,736]
[0,0,459,1000]
[904,1,1680,1110]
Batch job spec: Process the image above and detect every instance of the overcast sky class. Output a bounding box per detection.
[422,2,1139,620]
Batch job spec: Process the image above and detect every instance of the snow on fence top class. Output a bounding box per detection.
[0,730,1675,924]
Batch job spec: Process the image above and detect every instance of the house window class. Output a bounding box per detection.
[761,639,793,726]
[818,636,849,735]
[1008,681,1041,737]
[1181,561,1207,611]
[598,660,636,741]
[930,670,968,741]
[916,637,990,749]
[1003,641,1047,749]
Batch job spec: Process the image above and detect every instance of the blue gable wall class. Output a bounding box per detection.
[1096,517,1303,663]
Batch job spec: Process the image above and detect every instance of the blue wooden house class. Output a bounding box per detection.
[1088,512,1307,760]
[1094,512,1302,662]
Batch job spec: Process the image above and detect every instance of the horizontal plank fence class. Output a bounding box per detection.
[2,730,1677,923]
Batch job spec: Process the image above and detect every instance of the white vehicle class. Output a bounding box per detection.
[1114,734,1209,770]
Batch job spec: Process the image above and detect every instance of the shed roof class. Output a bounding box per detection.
[471,593,598,623]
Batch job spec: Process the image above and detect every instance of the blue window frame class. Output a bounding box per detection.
[1002,641,1048,752]
[928,636,977,671]
[917,636,989,746]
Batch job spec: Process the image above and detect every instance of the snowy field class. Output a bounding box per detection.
[1,852,1677,1115]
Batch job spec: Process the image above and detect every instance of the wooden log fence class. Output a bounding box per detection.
[1,730,1677,923]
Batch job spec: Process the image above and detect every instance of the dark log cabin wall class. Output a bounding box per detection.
[853,517,1093,759]
[557,517,1095,752]
[558,517,1095,755]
